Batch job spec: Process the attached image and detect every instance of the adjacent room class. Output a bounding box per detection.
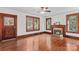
[0,7,79,51]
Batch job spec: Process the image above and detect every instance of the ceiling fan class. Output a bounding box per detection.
[40,7,51,13]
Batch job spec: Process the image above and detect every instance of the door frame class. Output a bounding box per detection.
[0,13,17,40]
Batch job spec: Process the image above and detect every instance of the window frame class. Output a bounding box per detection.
[66,13,79,34]
[46,18,51,30]
[26,16,40,32]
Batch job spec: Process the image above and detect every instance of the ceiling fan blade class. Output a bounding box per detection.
[41,7,44,10]
[41,7,48,10]
[45,10,51,12]
[40,7,51,13]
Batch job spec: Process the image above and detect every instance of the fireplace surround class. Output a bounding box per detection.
[53,28,63,35]
[51,25,65,37]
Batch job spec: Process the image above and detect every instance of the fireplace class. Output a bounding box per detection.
[53,28,63,35]
[51,25,65,37]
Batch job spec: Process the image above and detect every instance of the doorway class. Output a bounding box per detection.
[2,13,17,40]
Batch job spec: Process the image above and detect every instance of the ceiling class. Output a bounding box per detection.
[4,7,79,17]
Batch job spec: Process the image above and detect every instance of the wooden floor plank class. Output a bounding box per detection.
[0,34,79,51]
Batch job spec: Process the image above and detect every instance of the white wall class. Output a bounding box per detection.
[0,7,79,37]
[49,9,79,37]
[0,8,45,36]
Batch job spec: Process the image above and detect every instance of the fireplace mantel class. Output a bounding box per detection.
[51,25,65,36]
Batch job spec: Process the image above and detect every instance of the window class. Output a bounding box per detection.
[66,13,79,33]
[34,18,40,30]
[46,18,51,30]
[26,16,40,32]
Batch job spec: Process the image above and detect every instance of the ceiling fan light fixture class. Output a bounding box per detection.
[40,11,45,14]
[40,7,51,14]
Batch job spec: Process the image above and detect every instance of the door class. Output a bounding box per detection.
[2,15,17,40]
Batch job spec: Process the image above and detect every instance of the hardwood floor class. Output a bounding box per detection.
[0,33,79,51]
